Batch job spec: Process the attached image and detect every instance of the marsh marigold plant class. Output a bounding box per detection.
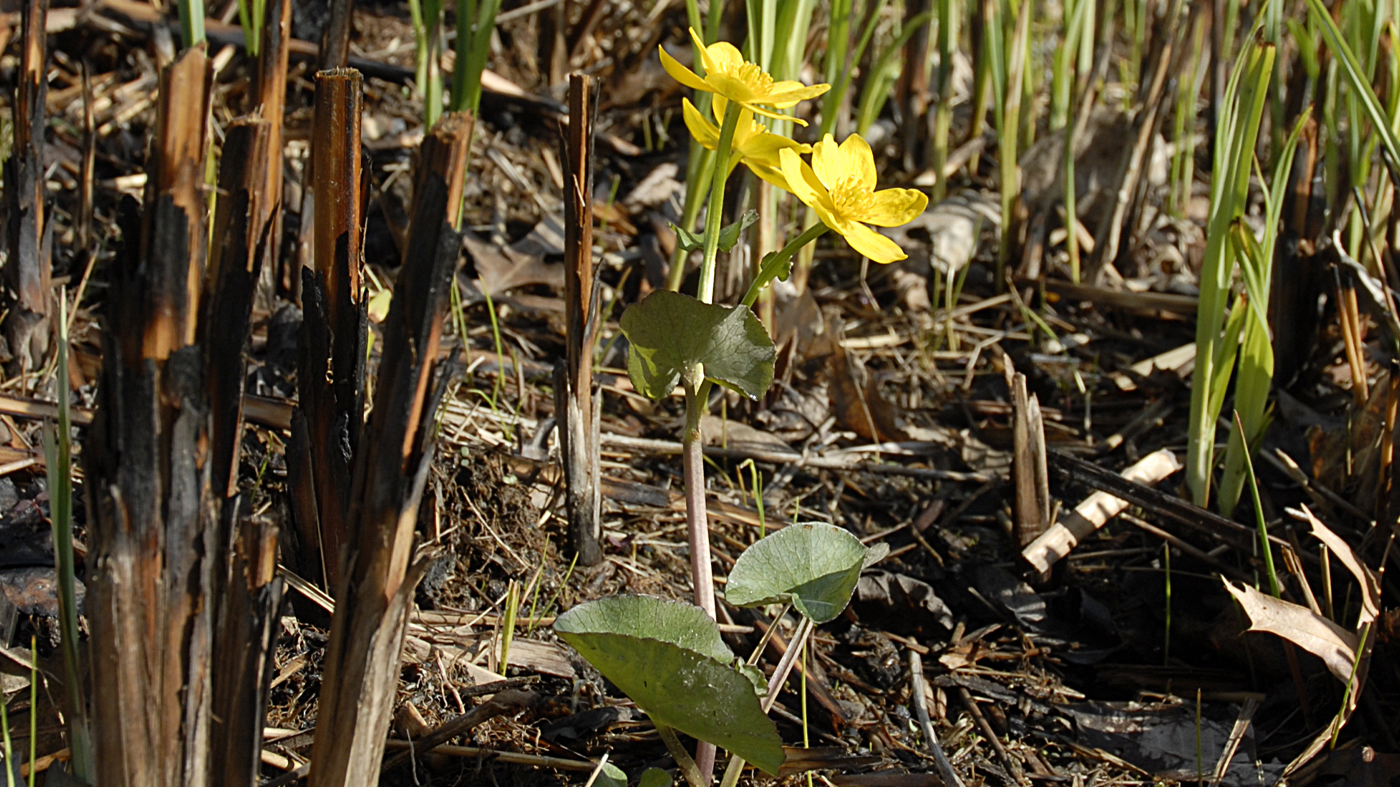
[780,135,928,264]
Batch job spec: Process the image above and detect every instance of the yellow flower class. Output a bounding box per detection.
[779,134,928,264]
[660,28,830,125]
[682,97,810,192]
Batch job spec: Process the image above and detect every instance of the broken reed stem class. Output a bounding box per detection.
[203,118,272,498]
[308,109,466,787]
[562,73,603,566]
[320,0,354,69]
[86,44,218,787]
[202,117,285,787]
[4,0,52,373]
[293,68,367,593]
[411,112,473,234]
[253,0,291,296]
[143,43,213,360]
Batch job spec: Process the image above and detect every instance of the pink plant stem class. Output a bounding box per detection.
[682,380,717,780]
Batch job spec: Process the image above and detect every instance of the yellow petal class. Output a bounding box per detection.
[837,220,908,263]
[660,45,711,92]
[743,102,808,125]
[709,73,760,102]
[703,40,745,76]
[811,134,840,189]
[738,130,806,168]
[746,161,794,193]
[780,148,831,214]
[682,98,721,151]
[838,134,878,192]
[765,81,832,104]
[860,188,929,227]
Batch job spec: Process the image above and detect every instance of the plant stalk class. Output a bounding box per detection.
[682,379,714,618]
[658,724,706,787]
[682,375,716,782]
[697,101,741,303]
[741,222,828,309]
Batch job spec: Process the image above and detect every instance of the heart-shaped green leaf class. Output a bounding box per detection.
[554,596,785,775]
[620,290,775,401]
[725,523,884,623]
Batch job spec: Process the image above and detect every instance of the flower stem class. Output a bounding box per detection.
[681,376,715,619]
[658,723,706,787]
[682,374,717,782]
[741,221,828,309]
[697,100,741,304]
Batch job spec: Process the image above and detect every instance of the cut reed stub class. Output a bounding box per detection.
[308,113,466,787]
[4,0,51,373]
[562,74,603,566]
[291,66,368,596]
[203,117,273,500]
[143,44,213,361]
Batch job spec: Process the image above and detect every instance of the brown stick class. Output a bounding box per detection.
[320,0,355,70]
[4,0,52,372]
[560,74,603,566]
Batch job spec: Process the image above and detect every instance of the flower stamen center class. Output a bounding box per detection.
[717,61,775,93]
[829,176,871,218]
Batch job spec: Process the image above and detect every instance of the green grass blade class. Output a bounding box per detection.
[42,300,93,781]
[179,0,206,48]
[451,0,500,115]
[1216,114,1305,516]
[1307,0,1400,179]
[1185,37,1273,508]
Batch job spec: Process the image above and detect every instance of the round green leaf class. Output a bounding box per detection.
[639,767,674,787]
[725,523,876,623]
[620,290,776,401]
[595,761,629,787]
[554,596,785,775]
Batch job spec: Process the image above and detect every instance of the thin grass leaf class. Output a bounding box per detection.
[42,299,92,781]
[1185,35,1273,508]
[1307,0,1400,182]
[857,11,934,134]
[1216,114,1306,516]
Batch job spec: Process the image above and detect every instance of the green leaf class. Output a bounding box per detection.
[719,211,761,252]
[554,596,786,775]
[640,767,674,787]
[595,761,630,787]
[671,211,760,254]
[725,523,881,623]
[620,290,776,401]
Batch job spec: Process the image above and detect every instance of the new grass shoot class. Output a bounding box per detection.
[1184,35,1272,510]
[41,299,92,783]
